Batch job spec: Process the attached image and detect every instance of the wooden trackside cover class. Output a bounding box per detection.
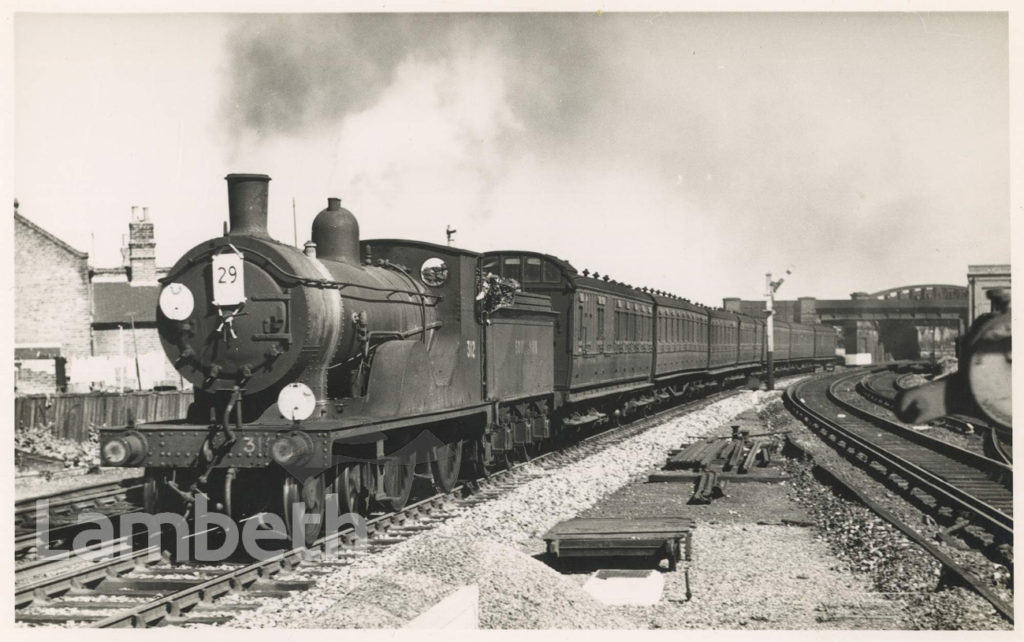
[543,517,695,540]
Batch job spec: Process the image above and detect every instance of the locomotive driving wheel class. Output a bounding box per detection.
[335,463,364,515]
[430,440,463,493]
[381,451,415,512]
[282,473,325,548]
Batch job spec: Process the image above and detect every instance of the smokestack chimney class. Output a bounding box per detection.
[225,173,271,237]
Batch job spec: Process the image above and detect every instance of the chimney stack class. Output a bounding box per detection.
[128,206,157,284]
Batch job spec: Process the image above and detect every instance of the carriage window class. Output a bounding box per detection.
[503,257,522,282]
[597,303,605,341]
[482,257,499,275]
[524,257,542,283]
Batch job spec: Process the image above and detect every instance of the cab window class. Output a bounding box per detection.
[524,257,542,283]
[503,257,522,282]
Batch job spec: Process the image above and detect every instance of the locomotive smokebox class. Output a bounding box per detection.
[312,197,360,263]
[226,173,271,238]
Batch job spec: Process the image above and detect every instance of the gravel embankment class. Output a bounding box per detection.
[776,398,1013,630]
[230,386,786,629]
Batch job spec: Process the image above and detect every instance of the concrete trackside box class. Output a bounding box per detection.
[485,291,557,401]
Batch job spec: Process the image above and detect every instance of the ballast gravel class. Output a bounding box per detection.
[231,386,789,629]
[15,467,141,501]
[312,536,637,629]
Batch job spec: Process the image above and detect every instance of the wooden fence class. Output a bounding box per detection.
[15,390,194,442]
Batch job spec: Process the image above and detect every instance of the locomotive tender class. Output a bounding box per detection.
[99,173,838,545]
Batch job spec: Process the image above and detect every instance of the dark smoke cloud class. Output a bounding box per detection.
[223,13,614,142]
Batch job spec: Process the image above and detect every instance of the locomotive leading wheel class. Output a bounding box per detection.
[143,470,162,514]
[381,452,415,512]
[282,474,325,548]
[430,440,463,493]
[335,464,363,515]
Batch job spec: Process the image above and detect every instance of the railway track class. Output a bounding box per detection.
[15,478,144,561]
[15,380,757,628]
[858,366,1012,465]
[784,369,1013,620]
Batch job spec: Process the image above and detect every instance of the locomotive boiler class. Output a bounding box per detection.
[157,174,437,422]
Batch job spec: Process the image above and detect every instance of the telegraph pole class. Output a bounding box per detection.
[129,314,143,391]
[765,273,775,391]
[292,197,298,247]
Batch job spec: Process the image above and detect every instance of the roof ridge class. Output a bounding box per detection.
[15,211,88,259]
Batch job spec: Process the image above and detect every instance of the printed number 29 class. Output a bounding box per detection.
[217,266,238,283]
[466,340,476,359]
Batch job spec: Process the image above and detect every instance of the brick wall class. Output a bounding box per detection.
[15,362,57,395]
[15,215,92,357]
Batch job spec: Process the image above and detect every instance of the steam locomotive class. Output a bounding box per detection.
[99,173,839,546]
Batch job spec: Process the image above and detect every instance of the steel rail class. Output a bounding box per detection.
[15,546,164,609]
[840,377,1012,484]
[784,434,1013,624]
[859,367,1013,470]
[16,478,144,524]
[786,372,1012,544]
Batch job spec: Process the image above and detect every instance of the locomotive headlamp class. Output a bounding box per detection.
[270,431,314,466]
[277,382,316,421]
[102,432,147,466]
[159,283,195,321]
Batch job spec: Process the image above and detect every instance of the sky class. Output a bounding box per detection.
[13,11,1010,305]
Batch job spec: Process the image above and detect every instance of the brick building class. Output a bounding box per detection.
[14,201,93,359]
[14,202,182,393]
[967,264,1011,324]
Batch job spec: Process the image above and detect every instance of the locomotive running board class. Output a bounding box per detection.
[567,381,652,404]
[319,402,493,445]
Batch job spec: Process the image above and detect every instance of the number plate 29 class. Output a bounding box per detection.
[212,253,246,306]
